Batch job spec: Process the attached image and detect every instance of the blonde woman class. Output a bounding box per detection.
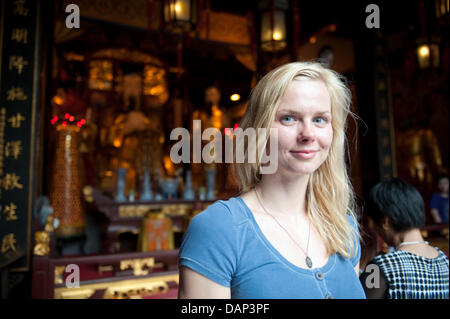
[178,62,365,299]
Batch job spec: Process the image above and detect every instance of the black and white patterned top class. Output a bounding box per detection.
[372,247,449,299]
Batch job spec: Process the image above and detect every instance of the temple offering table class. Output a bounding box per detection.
[89,188,217,253]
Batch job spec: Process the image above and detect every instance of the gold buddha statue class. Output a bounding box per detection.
[107,72,164,196]
[191,86,232,195]
[396,127,444,186]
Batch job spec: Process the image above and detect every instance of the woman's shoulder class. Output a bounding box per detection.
[371,251,406,274]
[189,196,249,230]
[345,213,360,232]
[431,192,447,201]
[372,250,399,262]
[373,248,448,267]
[432,247,450,263]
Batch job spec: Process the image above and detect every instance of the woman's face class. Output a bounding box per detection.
[271,79,333,176]
[438,177,449,194]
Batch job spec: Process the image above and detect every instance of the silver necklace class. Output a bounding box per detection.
[396,241,429,250]
[254,187,313,268]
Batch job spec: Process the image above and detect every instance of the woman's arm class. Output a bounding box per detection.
[178,266,231,299]
[359,262,388,299]
[430,208,442,224]
[354,262,360,277]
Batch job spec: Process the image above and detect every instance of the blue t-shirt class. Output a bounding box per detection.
[179,196,366,299]
[430,193,449,224]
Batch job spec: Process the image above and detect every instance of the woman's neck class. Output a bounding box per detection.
[256,173,310,219]
[394,228,438,258]
[439,191,448,198]
[395,229,425,246]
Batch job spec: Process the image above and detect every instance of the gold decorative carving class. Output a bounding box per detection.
[60,289,95,299]
[143,65,169,105]
[54,265,66,285]
[88,60,113,91]
[97,265,114,275]
[119,205,153,218]
[33,231,50,256]
[44,215,56,233]
[162,204,191,216]
[118,204,191,218]
[120,257,155,276]
[104,280,167,299]
[54,272,178,299]
[83,185,94,203]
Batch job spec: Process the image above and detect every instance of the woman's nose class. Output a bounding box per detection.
[298,122,315,143]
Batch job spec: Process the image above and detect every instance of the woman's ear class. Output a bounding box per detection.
[378,216,395,247]
[381,217,391,231]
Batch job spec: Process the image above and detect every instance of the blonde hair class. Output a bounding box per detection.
[233,61,358,258]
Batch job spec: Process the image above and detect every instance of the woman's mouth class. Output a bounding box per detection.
[290,150,318,159]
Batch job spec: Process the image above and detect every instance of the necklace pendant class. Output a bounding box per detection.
[305,256,313,268]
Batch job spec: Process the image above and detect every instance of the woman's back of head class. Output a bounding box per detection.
[367,178,426,232]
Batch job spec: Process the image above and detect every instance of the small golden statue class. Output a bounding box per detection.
[192,86,231,131]
[33,231,50,256]
[396,128,444,186]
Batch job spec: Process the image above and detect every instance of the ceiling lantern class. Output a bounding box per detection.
[416,37,440,69]
[164,0,197,33]
[415,1,441,69]
[259,0,289,52]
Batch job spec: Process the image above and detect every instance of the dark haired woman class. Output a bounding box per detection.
[360,178,449,299]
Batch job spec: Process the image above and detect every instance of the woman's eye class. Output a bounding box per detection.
[313,117,327,125]
[281,116,295,123]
